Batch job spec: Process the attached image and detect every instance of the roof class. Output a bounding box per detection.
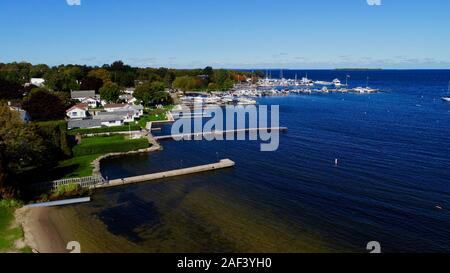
[97,110,135,116]
[104,103,128,109]
[68,119,102,129]
[67,103,88,112]
[71,90,96,99]
[93,115,124,122]
[130,104,144,110]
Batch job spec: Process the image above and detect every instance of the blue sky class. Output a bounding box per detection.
[0,0,449,69]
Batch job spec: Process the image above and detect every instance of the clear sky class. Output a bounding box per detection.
[1,0,449,69]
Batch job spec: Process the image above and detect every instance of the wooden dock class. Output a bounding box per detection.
[154,127,288,141]
[96,159,235,189]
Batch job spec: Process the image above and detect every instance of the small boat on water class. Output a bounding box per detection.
[333,78,342,87]
[352,87,379,93]
[315,80,333,86]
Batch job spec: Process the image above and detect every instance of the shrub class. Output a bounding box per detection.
[35,120,71,157]
[0,199,23,208]
[50,183,89,200]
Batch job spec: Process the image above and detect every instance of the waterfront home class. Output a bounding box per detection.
[119,94,137,104]
[97,110,134,123]
[93,114,125,127]
[68,118,102,130]
[104,103,129,112]
[71,90,96,102]
[105,103,144,117]
[81,97,100,108]
[66,103,89,119]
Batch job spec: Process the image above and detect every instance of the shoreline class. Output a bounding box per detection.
[15,207,67,253]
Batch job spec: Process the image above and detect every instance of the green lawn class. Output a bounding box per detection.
[65,135,149,177]
[55,154,103,179]
[138,106,173,128]
[68,124,141,136]
[78,135,126,145]
[0,206,30,253]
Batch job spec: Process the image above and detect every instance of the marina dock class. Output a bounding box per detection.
[154,127,288,141]
[96,159,235,189]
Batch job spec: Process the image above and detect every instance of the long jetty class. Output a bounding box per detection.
[154,127,288,141]
[96,159,235,189]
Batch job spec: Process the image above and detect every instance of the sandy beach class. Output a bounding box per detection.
[15,207,67,253]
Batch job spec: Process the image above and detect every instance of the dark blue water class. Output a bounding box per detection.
[97,70,450,252]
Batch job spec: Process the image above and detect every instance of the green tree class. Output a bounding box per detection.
[134,81,172,106]
[0,104,46,192]
[88,69,111,84]
[99,82,121,103]
[22,88,67,121]
[172,76,205,91]
[44,69,80,92]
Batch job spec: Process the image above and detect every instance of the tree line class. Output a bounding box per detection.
[0,61,261,112]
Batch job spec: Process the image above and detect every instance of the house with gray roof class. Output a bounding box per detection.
[68,119,102,130]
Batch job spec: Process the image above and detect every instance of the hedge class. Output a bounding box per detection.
[34,120,72,157]
[68,124,141,136]
[72,138,149,157]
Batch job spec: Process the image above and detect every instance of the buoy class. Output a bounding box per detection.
[335,158,339,166]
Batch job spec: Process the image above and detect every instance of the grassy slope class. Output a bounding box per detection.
[0,207,31,253]
[56,135,148,179]
[138,106,173,128]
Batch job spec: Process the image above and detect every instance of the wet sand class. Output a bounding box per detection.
[15,207,67,253]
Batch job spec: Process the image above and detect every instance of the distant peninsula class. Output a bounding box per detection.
[335,68,384,71]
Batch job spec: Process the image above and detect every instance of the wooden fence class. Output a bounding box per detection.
[28,175,104,192]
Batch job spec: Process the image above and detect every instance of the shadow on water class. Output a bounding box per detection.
[96,191,161,243]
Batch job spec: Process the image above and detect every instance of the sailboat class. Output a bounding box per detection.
[442,81,450,102]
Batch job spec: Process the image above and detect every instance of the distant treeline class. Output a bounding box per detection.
[0,61,262,97]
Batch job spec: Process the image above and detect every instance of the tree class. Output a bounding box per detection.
[80,76,104,92]
[0,104,46,192]
[44,69,79,92]
[172,76,205,91]
[99,82,121,103]
[22,88,67,121]
[0,77,23,100]
[29,64,50,78]
[88,69,111,84]
[134,81,172,106]
[203,66,214,82]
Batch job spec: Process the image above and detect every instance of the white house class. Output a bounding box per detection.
[30,78,45,87]
[104,104,130,112]
[81,97,100,108]
[93,115,124,127]
[66,104,89,119]
[71,90,96,101]
[124,87,135,95]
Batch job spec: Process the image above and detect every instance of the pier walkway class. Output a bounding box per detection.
[96,159,235,189]
[154,127,288,141]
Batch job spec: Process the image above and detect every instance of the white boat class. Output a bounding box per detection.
[315,81,333,86]
[443,97,450,102]
[332,79,342,87]
[353,87,378,93]
[237,98,257,105]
